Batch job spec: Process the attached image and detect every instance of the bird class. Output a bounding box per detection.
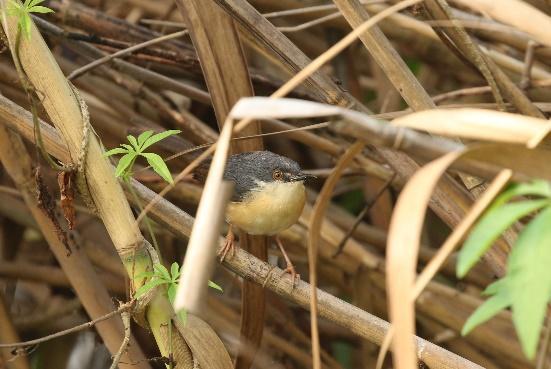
[219,150,315,283]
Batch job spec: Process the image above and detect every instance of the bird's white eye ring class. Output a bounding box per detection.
[273,169,284,181]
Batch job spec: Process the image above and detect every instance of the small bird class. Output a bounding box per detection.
[220,150,314,281]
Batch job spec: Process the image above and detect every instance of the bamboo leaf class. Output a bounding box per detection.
[492,180,551,209]
[482,278,508,296]
[457,199,549,277]
[462,289,511,336]
[508,206,551,359]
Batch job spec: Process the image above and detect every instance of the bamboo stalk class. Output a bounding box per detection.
[0,6,228,368]
[0,125,149,369]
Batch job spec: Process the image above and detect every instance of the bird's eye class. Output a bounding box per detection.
[272,169,284,181]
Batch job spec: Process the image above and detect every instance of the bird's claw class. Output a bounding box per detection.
[281,265,300,288]
[219,229,236,262]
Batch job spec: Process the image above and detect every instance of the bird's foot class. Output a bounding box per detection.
[280,264,300,288]
[275,236,300,288]
[219,226,236,262]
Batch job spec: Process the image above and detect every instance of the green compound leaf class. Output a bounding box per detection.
[508,206,551,359]
[457,199,549,278]
[114,153,136,178]
[141,129,181,151]
[177,308,187,324]
[27,5,53,13]
[134,278,167,299]
[27,0,42,7]
[208,280,223,292]
[103,147,128,157]
[167,284,177,304]
[137,130,154,148]
[170,262,180,281]
[127,135,139,150]
[462,287,511,336]
[121,144,134,152]
[141,152,173,184]
[153,263,171,281]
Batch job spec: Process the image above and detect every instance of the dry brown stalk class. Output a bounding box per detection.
[174,1,267,368]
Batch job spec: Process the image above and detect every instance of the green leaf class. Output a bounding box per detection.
[115,153,136,178]
[137,130,154,148]
[492,180,551,209]
[121,144,135,152]
[141,152,173,183]
[457,199,549,278]
[170,262,180,281]
[482,278,508,296]
[177,308,187,324]
[167,284,177,303]
[208,280,223,292]
[140,129,181,151]
[462,289,511,336]
[103,147,128,157]
[127,135,139,150]
[21,14,31,38]
[28,5,54,13]
[134,278,167,299]
[23,0,40,9]
[27,0,45,8]
[153,263,171,281]
[508,206,551,359]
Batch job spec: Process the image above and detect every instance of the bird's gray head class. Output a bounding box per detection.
[223,151,313,201]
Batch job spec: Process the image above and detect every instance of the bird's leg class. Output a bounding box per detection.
[275,236,299,287]
[219,224,235,262]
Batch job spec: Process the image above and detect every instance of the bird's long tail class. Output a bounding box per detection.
[234,233,267,369]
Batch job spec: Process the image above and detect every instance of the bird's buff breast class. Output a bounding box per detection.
[226,181,306,236]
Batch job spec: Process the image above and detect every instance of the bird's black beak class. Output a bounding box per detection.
[289,173,317,182]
